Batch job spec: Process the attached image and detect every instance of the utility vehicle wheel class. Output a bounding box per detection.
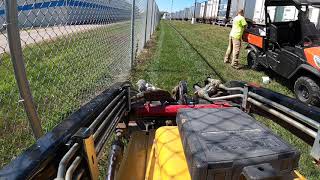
[294,76,320,106]
[247,51,262,71]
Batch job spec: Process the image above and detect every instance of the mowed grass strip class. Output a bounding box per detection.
[132,21,214,89]
[132,21,320,179]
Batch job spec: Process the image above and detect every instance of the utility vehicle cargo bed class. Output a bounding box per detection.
[176,108,300,180]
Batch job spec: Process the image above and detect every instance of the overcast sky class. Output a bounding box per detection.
[156,0,196,12]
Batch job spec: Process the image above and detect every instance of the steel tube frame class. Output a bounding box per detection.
[65,156,82,180]
[219,85,244,92]
[248,98,317,139]
[89,90,126,131]
[96,107,126,157]
[93,97,126,140]
[56,143,80,178]
[248,92,320,129]
[207,94,244,101]
[5,0,43,139]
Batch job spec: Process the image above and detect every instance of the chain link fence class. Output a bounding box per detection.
[0,0,160,167]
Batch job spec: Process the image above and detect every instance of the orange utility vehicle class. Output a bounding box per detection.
[244,0,320,106]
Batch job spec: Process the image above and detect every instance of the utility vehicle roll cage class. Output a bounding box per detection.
[265,0,320,7]
[0,81,320,180]
[263,0,320,48]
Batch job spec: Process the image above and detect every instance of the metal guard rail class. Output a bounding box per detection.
[0,82,131,180]
[225,81,320,162]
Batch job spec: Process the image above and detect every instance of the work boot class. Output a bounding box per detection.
[231,62,241,69]
[224,58,230,64]
[231,65,241,70]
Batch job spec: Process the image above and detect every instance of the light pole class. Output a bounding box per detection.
[191,0,197,24]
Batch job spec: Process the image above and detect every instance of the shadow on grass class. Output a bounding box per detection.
[167,22,227,83]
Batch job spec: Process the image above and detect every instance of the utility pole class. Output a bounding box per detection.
[192,0,197,24]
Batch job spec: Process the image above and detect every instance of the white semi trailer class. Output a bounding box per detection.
[205,0,220,23]
[199,1,208,22]
[248,0,318,26]
[309,6,320,29]
[230,0,260,21]
[194,2,202,20]
[184,8,191,20]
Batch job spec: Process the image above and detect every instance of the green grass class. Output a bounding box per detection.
[132,21,320,179]
[0,22,131,167]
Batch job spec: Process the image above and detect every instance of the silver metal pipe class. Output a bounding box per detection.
[5,0,43,139]
[96,106,126,157]
[93,97,126,140]
[207,94,243,101]
[89,90,126,131]
[249,92,320,129]
[65,156,82,180]
[248,98,317,139]
[219,84,244,92]
[56,143,80,178]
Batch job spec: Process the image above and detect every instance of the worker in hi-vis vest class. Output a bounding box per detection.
[224,9,247,69]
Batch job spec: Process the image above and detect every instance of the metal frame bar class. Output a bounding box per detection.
[5,0,43,139]
[65,156,82,180]
[89,90,126,131]
[96,105,127,157]
[93,97,126,140]
[56,143,80,178]
[248,92,320,129]
[248,98,317,138]
[207,94,244,101]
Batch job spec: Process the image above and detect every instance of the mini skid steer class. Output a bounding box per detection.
[1,78,320,180]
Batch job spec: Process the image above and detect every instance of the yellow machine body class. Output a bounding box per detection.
[116,127,306,180]
[145,126,191,180]
[117,127,190,180]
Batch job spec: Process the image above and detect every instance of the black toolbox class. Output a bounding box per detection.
[176,108,300,180]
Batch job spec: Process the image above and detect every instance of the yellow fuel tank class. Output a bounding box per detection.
[145,126,191,180]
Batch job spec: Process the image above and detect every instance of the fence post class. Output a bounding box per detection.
[130,0,136,67]
[149,0,154,38]
[5,0,43,139]
[144,0,149,46]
